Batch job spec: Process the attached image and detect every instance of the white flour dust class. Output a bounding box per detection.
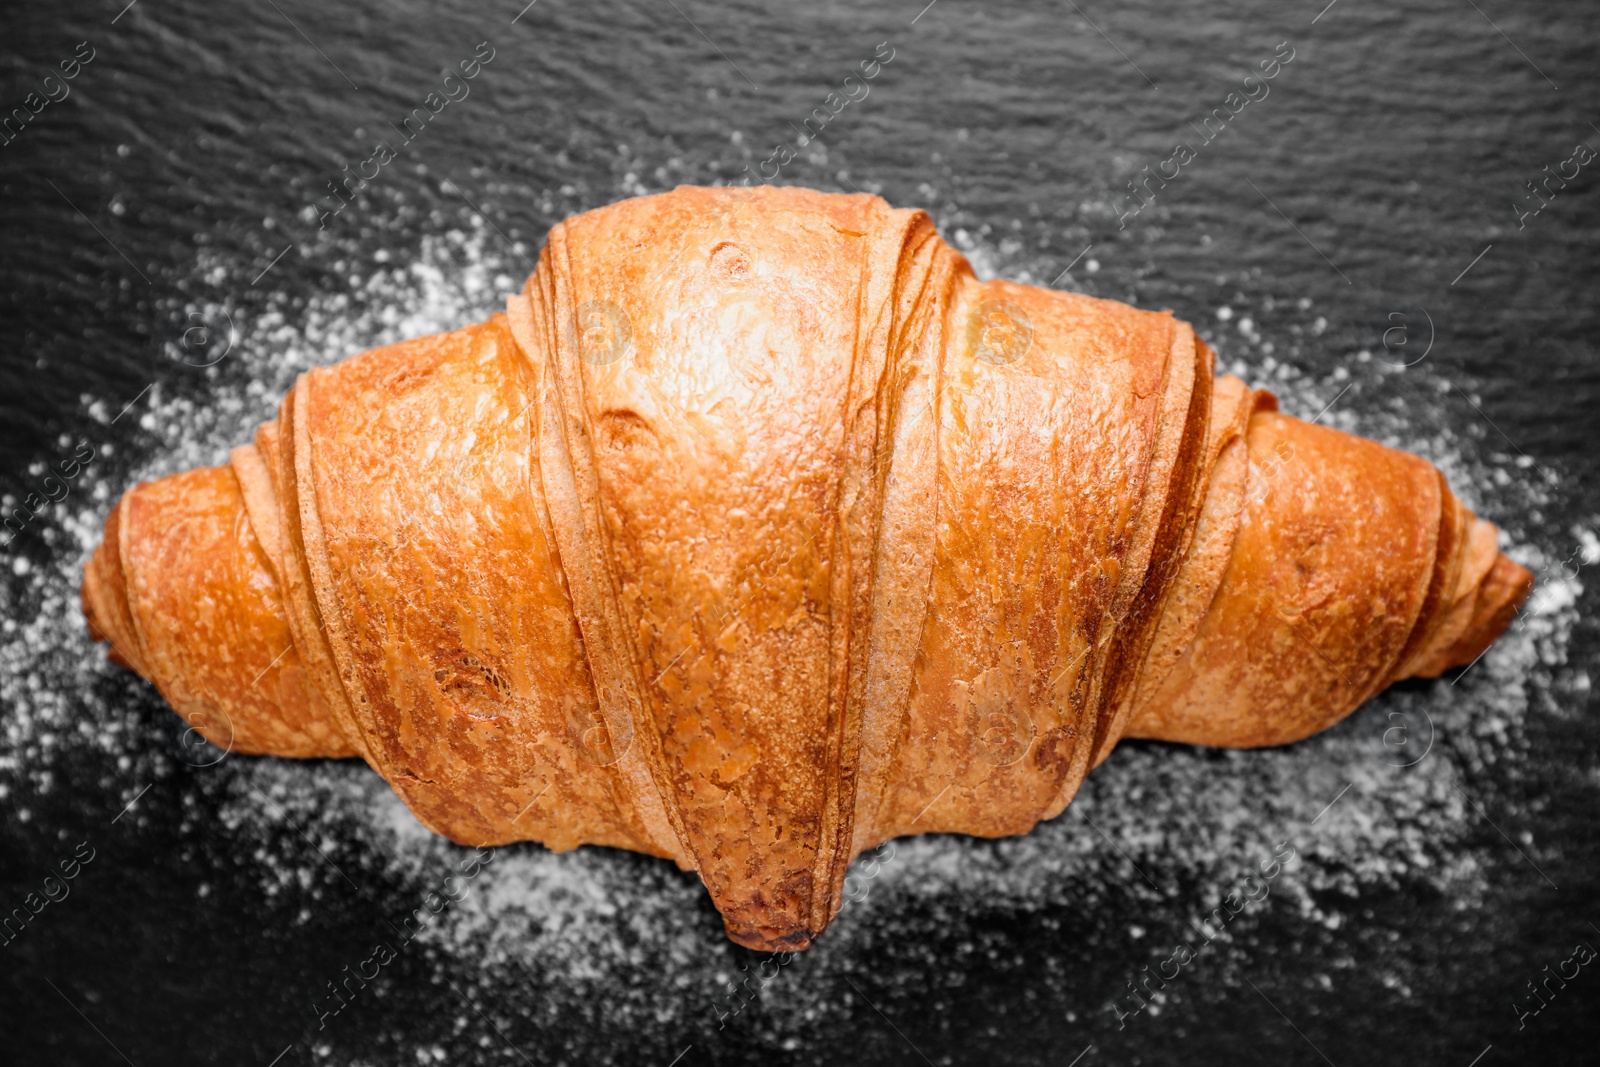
[0,197,1588,1055]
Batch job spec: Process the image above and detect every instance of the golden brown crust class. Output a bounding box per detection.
[81,185,1533,949]
[1414,548,1532,675]
[82,464,353,757]
[1122,374,1257,737]
[1123,409,1514,748]
[82,496,145,676]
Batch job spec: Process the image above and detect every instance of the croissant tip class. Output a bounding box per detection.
[81,527,141,674]
[725,924,815,953]
[1407,551,1535,680]
[1456,552,1536,663]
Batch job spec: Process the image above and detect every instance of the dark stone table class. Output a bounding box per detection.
[2,1,1595,1063]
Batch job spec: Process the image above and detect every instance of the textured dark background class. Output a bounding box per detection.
[1,1,1597,1064]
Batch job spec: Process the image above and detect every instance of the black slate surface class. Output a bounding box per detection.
[1,1,1597,1065]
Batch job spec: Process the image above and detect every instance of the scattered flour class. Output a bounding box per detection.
[0,195,1588,1062]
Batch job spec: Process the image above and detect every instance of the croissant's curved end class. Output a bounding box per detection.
[1124,409,1534,750]
[1398,522,1533,680]
[81,463,356,759]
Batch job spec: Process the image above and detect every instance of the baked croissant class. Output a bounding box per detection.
[82,186,1531,950]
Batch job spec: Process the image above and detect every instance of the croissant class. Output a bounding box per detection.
[82,186,1531,950]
